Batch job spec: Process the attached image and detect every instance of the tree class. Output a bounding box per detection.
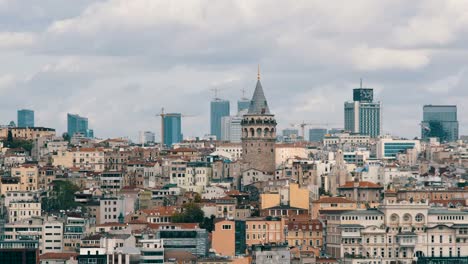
[42,181,82,212]
[7,130,13,143]
[200,215,216,232]
[172,203,205,223]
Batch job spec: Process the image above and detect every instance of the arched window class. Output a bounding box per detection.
[256,128,262,137]
[250,128,255,137]
[264,128,269,137]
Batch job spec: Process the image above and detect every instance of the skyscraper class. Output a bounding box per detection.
[309,128,327,142]
[17,109,34,127]
[210,99,230,140]
[139,131,156,144]
[237,99,250,113]
[67,113,89,137]
[344,87,381,137]
[163,113,182,146]
[421,105,459,142]
[241,69,277,174]
[221,115,243,143]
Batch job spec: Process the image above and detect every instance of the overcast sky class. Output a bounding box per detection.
[0,0,467,141]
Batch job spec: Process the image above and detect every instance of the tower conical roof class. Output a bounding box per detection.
[247,80,271,115]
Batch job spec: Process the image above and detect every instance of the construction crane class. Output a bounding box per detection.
[290,121,340,139]
[157,107,195,146]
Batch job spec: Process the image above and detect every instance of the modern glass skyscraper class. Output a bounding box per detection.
[210,99,230,140]
[237,99,250,113]
[220,115,243,143]
[17,109,34,127]
[309,128,327,142]
[421,105,458,142]
[344,88,381,138]
[67,113,89,137]
[163,113,182,146]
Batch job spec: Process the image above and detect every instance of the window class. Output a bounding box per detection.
[415,214,424,222]
[222,225,232,230]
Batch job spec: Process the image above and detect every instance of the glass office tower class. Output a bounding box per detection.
[210,99,230,140]
[421,105,458,142]
[309,128,327,142]
[17,109,34,127]
[344,88,382,138]
[163,113,182,146]
[67,113,89,137]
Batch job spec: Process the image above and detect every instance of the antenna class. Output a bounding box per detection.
[360,78,363,88]
[210,88,220,100]
[257,64,261,80]
[241,88,248,100]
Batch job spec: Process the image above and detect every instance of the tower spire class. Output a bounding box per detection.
[257,64,260,80]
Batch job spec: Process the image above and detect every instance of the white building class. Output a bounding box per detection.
[8,200,41,223]
[376,138,421,160]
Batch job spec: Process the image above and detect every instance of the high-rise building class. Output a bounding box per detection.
[139,131,156,144]
[221,115,243,143]
[237,99,250,113]
[17,109,34,127]
[421,105,459,142]
[67,113,90,137]
[281,128,299,142]
[344,87,381,137]
[163,113,182,147]
[210,99,230,140]
[309,128,327,142]
[241,70,277,174]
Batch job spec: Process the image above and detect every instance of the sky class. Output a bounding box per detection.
[0,0,467,141]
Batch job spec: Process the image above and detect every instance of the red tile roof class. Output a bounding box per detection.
[40,252,78,260]
[314,196,355,203]
[340,181,382,188]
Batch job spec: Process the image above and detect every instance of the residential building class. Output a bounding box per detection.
[7,200,41,223]
[211,99,230,140]
[140,238,164,264]
[0,127,56,140]
[286,216,323,249]
[11,164,39,191]
[212,219,246,257]
[163,113,182,147]
[421,105,459,142]
[17,109,34,127]
[245,217,285,246]
[344,88,381,137]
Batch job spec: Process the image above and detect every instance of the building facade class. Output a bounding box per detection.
[67,113,93,138]
[163,113,182,147]
[17,109,34,128]
[344,88,381,138]
[211,99,230,140]
[309,128,327,142]
[421,105,459,142]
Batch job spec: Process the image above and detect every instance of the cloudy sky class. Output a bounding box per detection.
[0,0,467,141]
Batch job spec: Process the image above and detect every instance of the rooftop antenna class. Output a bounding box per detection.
[210,87,220,100]
[257,64,261,80]
[241,88,248,100]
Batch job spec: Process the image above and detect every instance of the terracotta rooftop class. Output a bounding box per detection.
[314,196,355,203]
[339,181,382,188]
[40,252,78,260]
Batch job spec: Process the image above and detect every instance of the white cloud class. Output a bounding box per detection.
[0,32,35,49]
[351,46,430,71]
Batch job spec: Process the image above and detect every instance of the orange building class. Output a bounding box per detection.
[245,217,285,246]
